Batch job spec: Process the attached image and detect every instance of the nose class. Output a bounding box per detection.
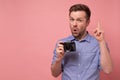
[73,21,77,27]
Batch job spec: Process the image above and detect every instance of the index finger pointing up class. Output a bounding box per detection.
[97,21,101,29]
[97,21,103,31]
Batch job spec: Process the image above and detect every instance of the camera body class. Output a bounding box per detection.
[63,41,76,52]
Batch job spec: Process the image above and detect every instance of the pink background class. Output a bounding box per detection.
[0,0,119,80]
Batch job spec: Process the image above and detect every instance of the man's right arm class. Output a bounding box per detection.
[51,60,62,77]
[51,42,64,77]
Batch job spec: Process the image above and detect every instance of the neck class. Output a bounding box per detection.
[76,31,88,41]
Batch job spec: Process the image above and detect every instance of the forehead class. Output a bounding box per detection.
[69,11,87,19]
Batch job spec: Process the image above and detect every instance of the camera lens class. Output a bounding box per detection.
[65,43,71,51]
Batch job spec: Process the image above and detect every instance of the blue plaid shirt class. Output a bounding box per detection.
[52,33,101,80]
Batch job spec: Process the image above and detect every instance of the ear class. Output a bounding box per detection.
[86,19,90,27]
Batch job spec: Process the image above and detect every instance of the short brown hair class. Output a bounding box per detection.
[69,4,91,20]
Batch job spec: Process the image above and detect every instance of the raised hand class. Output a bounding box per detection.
[93,21,104,42]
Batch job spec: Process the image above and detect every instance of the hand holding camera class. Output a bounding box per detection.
[56,42,65,62]
[56,41,76,61]
[56,41,76,62]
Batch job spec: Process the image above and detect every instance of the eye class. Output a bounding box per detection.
[77,19,83,22]
[69,18,74,21]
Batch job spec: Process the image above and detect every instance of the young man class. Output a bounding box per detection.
[51,4,113,80]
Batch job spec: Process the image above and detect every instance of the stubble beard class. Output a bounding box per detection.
[72,29,86,40]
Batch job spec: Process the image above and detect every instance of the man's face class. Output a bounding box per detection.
[69,11,90,39]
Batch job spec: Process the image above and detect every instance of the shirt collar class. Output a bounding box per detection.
[80,33,91,42]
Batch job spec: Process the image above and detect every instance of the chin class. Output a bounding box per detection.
[72,34,78,38]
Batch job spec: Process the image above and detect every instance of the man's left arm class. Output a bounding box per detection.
[93,22,113,74]
[99,39,113,74]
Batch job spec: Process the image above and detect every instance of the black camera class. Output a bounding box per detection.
[63,41,76,52]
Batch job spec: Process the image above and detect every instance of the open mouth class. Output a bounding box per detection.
[73,28,78,32]
[72,29,78,34]
[74,29,77,31]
